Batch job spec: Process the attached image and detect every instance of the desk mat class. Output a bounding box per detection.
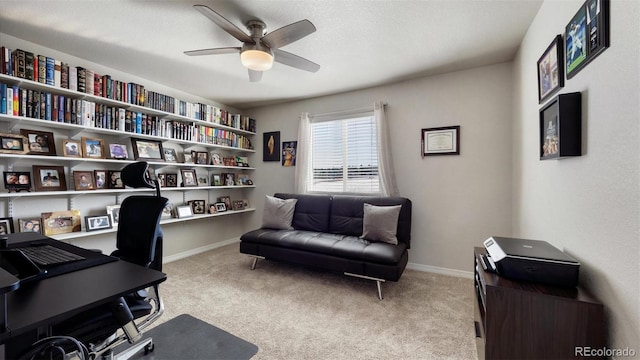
[120,314,259,360]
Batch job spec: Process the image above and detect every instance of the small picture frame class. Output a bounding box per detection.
[85,215,112,232]
[197,174,209,186]
[232,200,245,211]
[421,126,460,157]
[180,169,198,187]
[208,203,217,214]
[236,156,249,167]
[94,170,107,189]
[165,173,178,187]
[282,141,297,166]
[109,143,128,160]
[189,200,206,214]
[0,217,14,235]
[131,138,164,161]
[222,173,236,186]
[0,133,28,154]
[161,203,174,219]
[32,165,67,191]
[237,174,251,186]
[211,174,222,186]
[195,151,210,165]
[176,205,193,218]
[106,205,121,227]
[183,152,193,164]
[537,35,564,104]
[21,129,56,156]
[163,148,178,162]
[107,171,125,189]
[41,210,81,236]
[82,137,105,159]
[215,202,227,212]
[210,152,223,165]
[263,131,281,162]
[218,196,231,211]
[565,0,609,79]
[157,173,166,187]
[63,139,82,157]
[3,171,32,192]
[73,171,95,190]
[19,218,42,234]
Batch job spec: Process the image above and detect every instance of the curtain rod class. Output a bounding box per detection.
[310,102,387,118]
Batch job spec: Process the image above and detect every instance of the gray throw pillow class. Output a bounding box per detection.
[261,195,298,230]
[360,203,402,245]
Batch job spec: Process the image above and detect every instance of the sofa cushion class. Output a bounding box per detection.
[275,193,332,232]
[361,203,402,245]
[261,195,297,230]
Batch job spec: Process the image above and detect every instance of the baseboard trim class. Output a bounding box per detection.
[163,238,240,264]
[407,262,474,279]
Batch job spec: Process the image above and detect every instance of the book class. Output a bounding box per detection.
[54,60,61,87]
[37,55,46,83]
[86,69,94,95]
[76,67,86,93]
[69,66,77,91]
[45,57,54,86]
[60,62,69,89]
[25,51,35,81]
[12,86,18,116]
[14,49,26,79]
[0,83,6,114]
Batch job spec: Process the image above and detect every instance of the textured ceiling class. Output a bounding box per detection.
[0,0,542,110]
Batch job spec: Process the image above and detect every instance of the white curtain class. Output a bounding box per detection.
[374,101,399,196]
[294,112,311,193]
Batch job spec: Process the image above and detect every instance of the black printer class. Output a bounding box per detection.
[483,236,580,287]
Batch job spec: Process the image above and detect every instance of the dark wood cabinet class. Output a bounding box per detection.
[473,247,604,359]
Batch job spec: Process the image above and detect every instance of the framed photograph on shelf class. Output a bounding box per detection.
[85,215,112,232]
[218,196,231,211]
[210,152,223,165]
[94,170,107,189]
[211,174,222,186]
[263,131,280,162]
[19,218,42,234]
[565,0,609,79]
[131,138,164,161]
[175,205,193,219]
[180,169,198,187]
[421,126,460,157]
[537,35,564,104]
[0,217,14,234]
[161,203,174,219]
[189,200,206,214]
[106,205,121,227]
[3,171,32,192]
[73,171,95,190]
[194,151,209,165]
[157,173,166,187]
[215,203,227,212]
[41,210,81,236]
[237,174,251,186]
[81,137,105,159]
[208,203,217,214]
[21,129,56,156]
[183,152,193,164]
[165,173,178,187]
[222,173,235,186]
[32,165,67,191]
[163,148,178,162]
[109,144,128,160]
[107,171,125,189]
[197,174,209,186]
[232,200,245,211]
[0,133,28,155]
[63,139,82,157]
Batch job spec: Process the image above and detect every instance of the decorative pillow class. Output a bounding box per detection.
[360,203,401,245]
[261,195,298,230]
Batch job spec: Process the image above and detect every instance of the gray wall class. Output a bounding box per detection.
[513,0,639,351]
[245,62,514,274]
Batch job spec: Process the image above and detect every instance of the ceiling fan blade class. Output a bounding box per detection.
[273,49,320,73]
[262,19,316,49]
[184,47,241,56]
[193,5,253,43]
[248,69,263,82]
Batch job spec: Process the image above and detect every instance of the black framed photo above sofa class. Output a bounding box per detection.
[565,0,609,79]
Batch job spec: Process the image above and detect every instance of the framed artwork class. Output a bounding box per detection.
[232,200,245,211]
[165,173,178,187]
[183,152,193,164]
[176,205,193,219]
[63,139,82,157]
[222,173,235,186]
[94,170,107,189]
[131,138,164,161]
[0,217,14,235]
[161,203,174,219]
[180,169,198,187]
[236,156,249,167]
[163,148,178,162]
[3,171,32,192]
[215,202,227,212]
[81,137,105,159]
[210,152,223,165]
[197,174,209,186]
[32,165,67,191]
[237,174,251,185]
[73,171,95,190]
[85,215,112,232]
[106,205,121,227]
[208,203,217,214]
[263,131,280,162]
[222,157,237,167]
[539,92,582,160]
[189,200,206,214]
[109,143,128,160]
[537,35,564,104]
[19,218,42,234]
[107,170,125,189]
[41,210,81,236]
[211,174,222,186]
[195,151,209,165]
[0,133,28,154]
[282,141,297,166]
[218,196,231,211]
[565,0,609,79]
[21,129,56,156]
[157,173,166,187]
[421,126,460,157]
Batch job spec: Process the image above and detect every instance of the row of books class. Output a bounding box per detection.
[1,46,257,132]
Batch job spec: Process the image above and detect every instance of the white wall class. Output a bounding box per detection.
[245,62,514,273]
[513,0,639,351]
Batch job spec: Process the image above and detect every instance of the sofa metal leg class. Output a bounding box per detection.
[376,280,383,300]
[248,256,265,270]
[344,272,386,300]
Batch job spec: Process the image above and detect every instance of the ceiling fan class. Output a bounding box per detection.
[184,4,320,82]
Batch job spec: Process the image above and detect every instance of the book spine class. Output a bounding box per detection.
[135,112,142,133]
[51,94,58,122]
[12,86,18,116]
[85,69,94,95]
[6,86,13,115]
[94,72,101,97]
[76,67,86,93]
[64,97,72,123]
[15,49,26,79]
[58,95,65,122]
[60,62,69,89]
[118,108,125,132]
[0,83,6,114]
[37,55,46,83]
[46,57,54,85]
[45,92,52,120]
[54,60,61,87]
[25,51,34,81]
[69,66,77,91]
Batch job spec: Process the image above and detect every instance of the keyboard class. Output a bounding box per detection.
[18,245,86,267]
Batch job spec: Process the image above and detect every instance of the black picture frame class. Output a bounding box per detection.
[537,35,564,104]
[85,215,112,232]
[165,173,178,187]
[21,129,57,156]
[539,92,582,160]
[131,138,164,161]
[565,0,609,79]
[3,171,32,192]
[0,217,14,235]
[421,126,460,157]
[282,141,297,166]
[263,131,280,162]
[189,200,206,214]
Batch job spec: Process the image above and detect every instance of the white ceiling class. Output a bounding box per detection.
[0,0,542,110]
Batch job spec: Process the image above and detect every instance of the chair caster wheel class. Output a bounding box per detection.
[144,342,154,355]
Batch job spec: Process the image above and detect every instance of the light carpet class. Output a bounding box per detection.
[155,243,477,359]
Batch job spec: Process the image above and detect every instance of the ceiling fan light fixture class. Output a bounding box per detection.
[241,49,274,71]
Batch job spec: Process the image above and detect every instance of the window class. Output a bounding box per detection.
[308,114,379,193]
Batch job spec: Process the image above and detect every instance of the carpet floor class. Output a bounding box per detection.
[155,243,477,359]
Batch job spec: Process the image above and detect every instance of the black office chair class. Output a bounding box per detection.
[49,161,168,360]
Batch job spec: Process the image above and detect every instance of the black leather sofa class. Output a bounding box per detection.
[240,193,412,299]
